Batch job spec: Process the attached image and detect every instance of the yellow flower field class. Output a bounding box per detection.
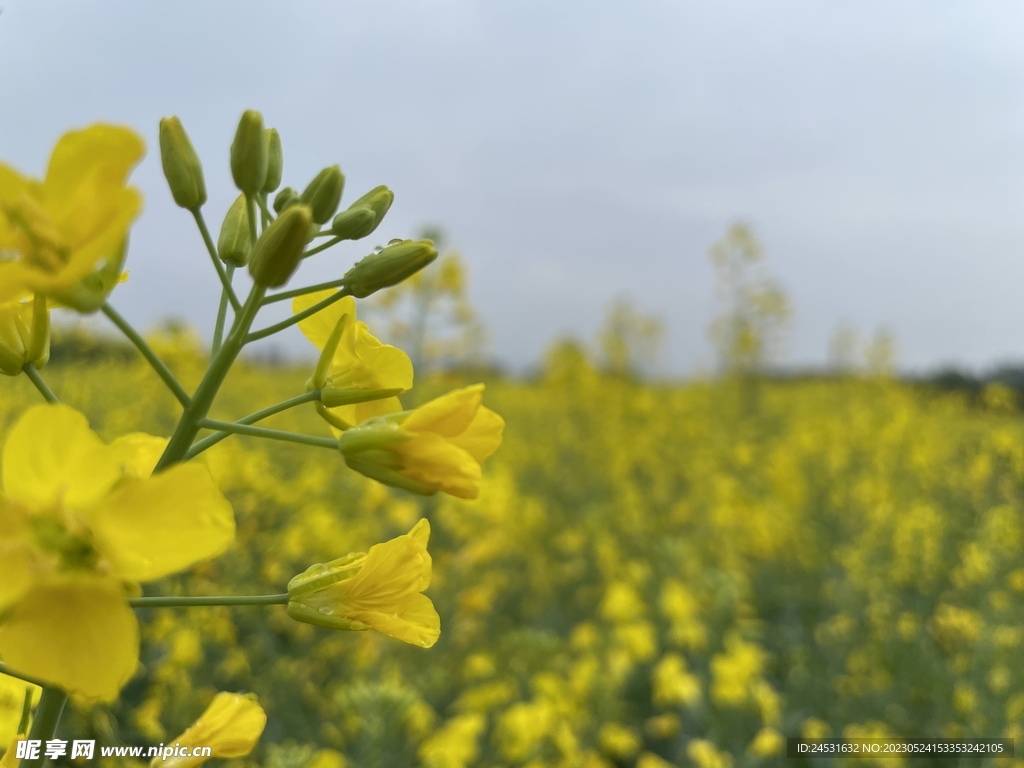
[3,345,1023,768]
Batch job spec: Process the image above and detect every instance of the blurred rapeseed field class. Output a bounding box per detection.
[5,338,1024,768]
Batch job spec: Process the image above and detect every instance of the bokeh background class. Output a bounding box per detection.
[4,2,1024,768]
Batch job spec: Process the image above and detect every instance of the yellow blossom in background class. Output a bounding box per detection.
[597,722,642,759]
[152,692,266,768]
[652,653,701,708]
[0,124,143,309]
[287,519,440,647]
[0,404,234,701]
[636,752,677,768]
[687,739,733,768]
[747,727,784,757]
[419,713,485,768]
[295,291,413,429]
[339,384,504,498]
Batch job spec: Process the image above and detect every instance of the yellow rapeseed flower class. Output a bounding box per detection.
[151,692,266,768]
[287,519,440,648]
[0,124,144,310]
[338,384,504,499]
[0,404,234,701]
[295,290,412,429]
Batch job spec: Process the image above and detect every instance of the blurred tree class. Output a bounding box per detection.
[364,227,486,378]
[828,323,861,375]
[707,222,791,377]
[598,296,665,379]
[865,326,897,377]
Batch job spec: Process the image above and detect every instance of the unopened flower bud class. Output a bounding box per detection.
[343,239,437,298]
[159,117,207,210]
[217,195,253,267]
[248,204,313,288]
[230,110,268,195]
[273,187,299,214]
[300,165,345,225]
[0,295,50,376]
[330,185,393,240]
[262,128,284,193]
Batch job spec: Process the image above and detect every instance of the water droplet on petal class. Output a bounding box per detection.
[318,605,334,615]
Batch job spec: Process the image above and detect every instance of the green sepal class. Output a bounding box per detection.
[337,423,411,454]
[344,456,437,496]
[320,387,407,407]
[286,601,369,632]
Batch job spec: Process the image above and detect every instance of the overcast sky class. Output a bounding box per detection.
[2,1,1023,374]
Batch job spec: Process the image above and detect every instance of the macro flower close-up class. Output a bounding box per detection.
[0,124,144,311]
[295,290,413,428]
[339,384,504,499]
[0,404,234,701]
[287,519,440,648]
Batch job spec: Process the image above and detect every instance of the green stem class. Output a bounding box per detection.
[129,593,289,608]
[246,194,260,241]
[0,662,51,690]
[192,209,241,312]
[186,390,320,458]
[303,236,341,259]
[21,363,58,404]
[197,419,338,450]
[257,194,272,229]
[212,264,236,356]
[19,688,67,768]
[101,303,191,408]
[263,278,349,305]
[155,284,267,472]
[247,287,353,343]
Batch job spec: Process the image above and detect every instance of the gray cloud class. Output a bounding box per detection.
[2,0,1023,373]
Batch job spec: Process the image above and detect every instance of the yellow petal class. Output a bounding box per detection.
[342,322,414,391]
[157,692,266,768]
[31,189,141,303]
[90,463,235,582]
[449,406,504,463]
[393,432,482,499]
[108,433,169,478]
[401,384,484,438]
[345,593,440,648]
[408,518,430,548]
[2,404,121,513]
[0,541,37,613]
[0,574,138,702]
[330,522,439,646]
[41,125,144,215]
[294,291,355,350]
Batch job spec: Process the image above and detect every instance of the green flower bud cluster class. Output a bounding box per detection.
[157,108,436,296]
